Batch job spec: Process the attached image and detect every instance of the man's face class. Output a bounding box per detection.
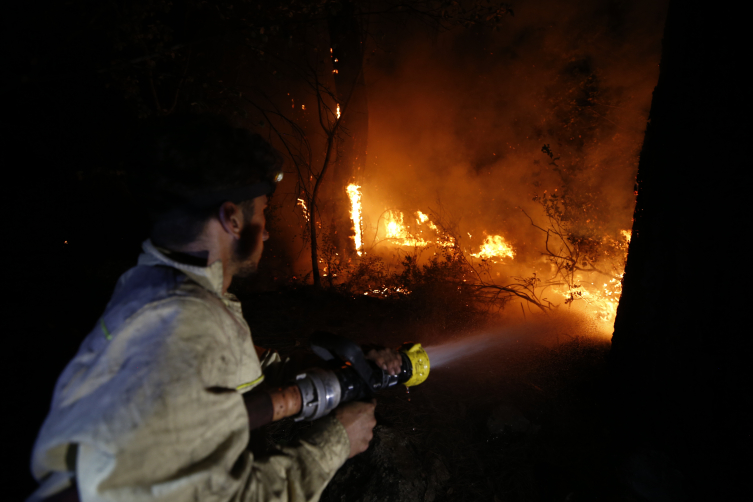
[232,195,269,278]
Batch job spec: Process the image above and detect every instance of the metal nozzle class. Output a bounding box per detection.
[399,343,430,387]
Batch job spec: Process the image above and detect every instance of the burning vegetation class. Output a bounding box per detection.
[241,0,661,335]
[293,166,632,332]
[46,0,658,329]
[341,187,629,328]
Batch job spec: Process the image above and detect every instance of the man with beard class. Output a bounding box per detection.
[28,115,399,502]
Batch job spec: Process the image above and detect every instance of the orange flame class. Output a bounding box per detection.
[336,104,341,119]
[384,210,430,247]
[347,184,364,256]
[471,235,515,261]
[297,198,310,222]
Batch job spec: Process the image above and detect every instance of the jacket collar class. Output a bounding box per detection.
[138,239,226,297]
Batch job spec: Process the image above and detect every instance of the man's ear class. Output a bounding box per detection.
[218,201,244,238]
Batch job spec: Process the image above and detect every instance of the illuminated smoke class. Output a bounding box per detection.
[278,0,667,328]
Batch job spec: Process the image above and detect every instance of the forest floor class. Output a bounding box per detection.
[238,286,633,502]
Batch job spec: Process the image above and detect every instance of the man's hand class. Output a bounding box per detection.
[365,347,402,376]
[335,400,377,458]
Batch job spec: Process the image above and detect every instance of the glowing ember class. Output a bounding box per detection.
[471,235,515,261]
[347,184,364,256]
[336,104,341,119]
[297,198,310,222]
[621,229,632,244]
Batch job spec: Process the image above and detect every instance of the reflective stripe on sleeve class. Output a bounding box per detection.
[236,374,265,391]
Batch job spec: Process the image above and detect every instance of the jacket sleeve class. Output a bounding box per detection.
[234,416,350,502]
[53,297,349,502]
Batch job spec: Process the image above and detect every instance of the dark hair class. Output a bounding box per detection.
[128,114,281,247]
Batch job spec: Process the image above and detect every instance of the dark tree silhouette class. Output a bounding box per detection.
[609,1,747,499]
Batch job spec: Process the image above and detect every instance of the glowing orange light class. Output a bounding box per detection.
[297,198,310,222]
[621,229,632,244]
[347,184,364,256]
[384,211,429,247]
[379,210,455,248]
[336,104,341,119]
[471,235,515,261]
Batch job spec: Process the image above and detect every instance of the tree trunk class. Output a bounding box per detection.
[309,129,339,290]
[609,1,747,499]
[327,1,369,259]
[309,206,321,289]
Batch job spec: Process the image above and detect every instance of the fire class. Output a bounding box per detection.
[347,184,364,256]
[380,209,456,248]
[297,198,310,222]
[336,104,341,119]
[556,272,625,326]
[471,235,515,261]
[384,210,430,247]
[621,229,632,244]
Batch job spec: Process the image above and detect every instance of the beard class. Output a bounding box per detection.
[232,223,263,279]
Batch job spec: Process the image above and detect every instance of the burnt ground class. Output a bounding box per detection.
[238,287,627,502]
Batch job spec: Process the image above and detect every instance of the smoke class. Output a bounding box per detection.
[360,0,668,267]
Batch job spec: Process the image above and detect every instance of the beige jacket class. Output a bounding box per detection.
[28,240,349,502]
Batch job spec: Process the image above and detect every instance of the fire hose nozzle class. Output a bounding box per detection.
[399,342,430,387]
[244,334,433,428]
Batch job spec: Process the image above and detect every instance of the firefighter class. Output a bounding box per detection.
[27,114,402,502]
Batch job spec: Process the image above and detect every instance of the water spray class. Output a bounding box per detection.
[244,332,430,429]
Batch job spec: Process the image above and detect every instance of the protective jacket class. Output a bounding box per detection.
[28,240,350,502]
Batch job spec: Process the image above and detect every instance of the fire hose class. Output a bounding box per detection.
[243,332,431,429]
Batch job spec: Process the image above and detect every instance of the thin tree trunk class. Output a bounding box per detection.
[327,1,369,258]
[310,131,338,289]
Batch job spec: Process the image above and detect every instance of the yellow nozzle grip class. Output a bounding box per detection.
[400,343,430,387]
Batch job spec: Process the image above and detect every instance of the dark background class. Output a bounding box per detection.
[4,0,748,500]
[4,2,145,497]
